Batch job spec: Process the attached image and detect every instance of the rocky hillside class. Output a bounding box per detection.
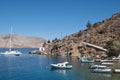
[0,34,45,48]
[44,12,120,57]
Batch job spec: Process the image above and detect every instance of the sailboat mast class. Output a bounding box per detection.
[9,26,12,51]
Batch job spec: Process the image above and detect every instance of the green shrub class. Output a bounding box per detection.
[104,40,120,57]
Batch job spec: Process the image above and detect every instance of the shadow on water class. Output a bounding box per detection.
[50,68,71,76]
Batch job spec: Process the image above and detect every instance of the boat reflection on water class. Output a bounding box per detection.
[50,68,70,75]
[96,73,111,77]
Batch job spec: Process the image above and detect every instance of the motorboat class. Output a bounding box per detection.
[78,55,94,63]
[50,62,72,69]
[92,67,111,73]
[80,56,94,63]
[114,69,120,73]
[112,56,120,61]
[101,62,114,66]
[100,59,113,62]
[89,64,107,69]
[94,58,101,62]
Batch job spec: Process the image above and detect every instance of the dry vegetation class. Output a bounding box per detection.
[44,12,120,57]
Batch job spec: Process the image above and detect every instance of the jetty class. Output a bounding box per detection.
[82,42,108,52]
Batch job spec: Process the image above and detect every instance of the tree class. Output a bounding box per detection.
[93,22,101,28]
[77,30,82,37]
[47,40,50,43]
[52,38,59,42]
[104,40,120,57]
[55,37,58,41]
[86,21,92,29]
[53,45,59,50]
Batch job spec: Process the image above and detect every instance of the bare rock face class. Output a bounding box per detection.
[0,34,45,48]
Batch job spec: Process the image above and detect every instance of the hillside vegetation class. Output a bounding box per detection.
[44,12,120,57]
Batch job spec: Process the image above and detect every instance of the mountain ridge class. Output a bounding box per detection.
[0,34,45,48]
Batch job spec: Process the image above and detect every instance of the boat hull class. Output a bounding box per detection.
[114,69,120,73]
[0,50,22,56]
[93,68,111,73]
[89,65,107,69]
[51,64,72,69]
[50,62,72,69]
[81,58,94,63]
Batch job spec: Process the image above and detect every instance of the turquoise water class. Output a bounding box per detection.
[0,48,120,80]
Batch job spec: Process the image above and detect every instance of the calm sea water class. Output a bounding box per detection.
[0,48,120,80]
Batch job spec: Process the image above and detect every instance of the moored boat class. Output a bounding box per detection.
[100,59,113,62]
[89,64,107,69]
[0,50,22,56]
[114,69,120,73]
[92,68,111,73]
[112,57,120,61]
[78,55,94,63]
[101,62,114,66]
[0,27,22,56]
[80,57,94,63]
[50,62,72,69]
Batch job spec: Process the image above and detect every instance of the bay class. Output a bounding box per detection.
[0,48,120,80]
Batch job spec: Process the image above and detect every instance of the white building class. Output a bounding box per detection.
[39,47,45,51]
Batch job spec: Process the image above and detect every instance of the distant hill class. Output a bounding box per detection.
[0,34,45,48]
[44,12,120,57]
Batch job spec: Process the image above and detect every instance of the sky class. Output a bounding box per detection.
[0,0,120,40]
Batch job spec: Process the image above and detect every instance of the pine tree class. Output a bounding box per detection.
[86,21,92,29]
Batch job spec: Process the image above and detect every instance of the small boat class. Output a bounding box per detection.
[80,57,94,63]
[89,64,107,69]
[92,67,111,73]
[100,59,113,62]
[114,69,120,73]
[94,58,101,62]
[50,62,72,69]
[101,62,114,66]
[112,57,120,61]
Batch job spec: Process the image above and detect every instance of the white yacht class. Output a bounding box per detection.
[114,69,120,73]
[101,62,114,66]
[79,56,94,63]
[92,66,111,73]
[100,59,113,62]
[1,49,22,56]
[51,62,72,69]
[0,27,22,56]
[89,64,107,69]
[112,55,120,61]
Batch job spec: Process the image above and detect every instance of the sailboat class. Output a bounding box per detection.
[0,27,22,56]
